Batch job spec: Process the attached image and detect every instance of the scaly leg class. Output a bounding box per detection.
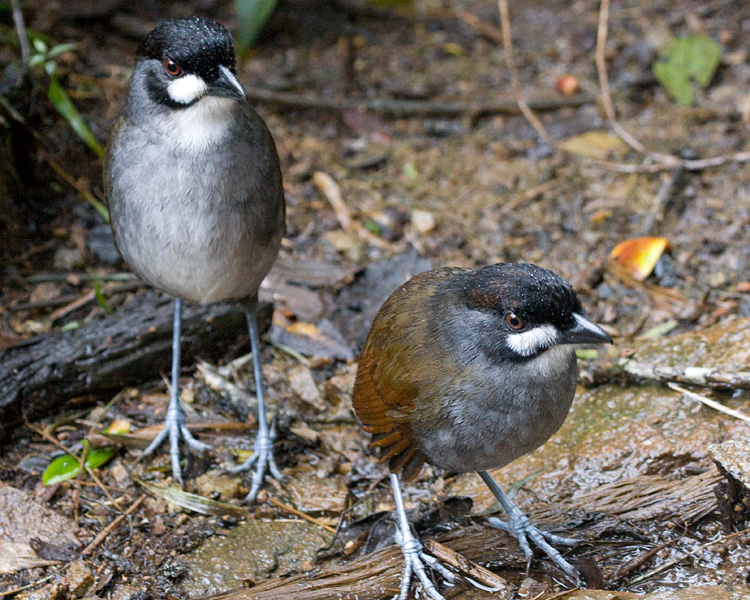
[230,309,283,502]
[140,298,211,486]
[389,473,455,600]
[479,470,581,582]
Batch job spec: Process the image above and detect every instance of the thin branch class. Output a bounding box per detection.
[82,493,147,555]
[669,383,750,426]
[497,0,556,146]
[266,494,337,534]
[245,87,593,118]
[594,0,750,173]
[10,0,30,64]
[629,526,750,584]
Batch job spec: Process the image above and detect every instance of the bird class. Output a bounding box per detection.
[351,262,613,599]
[105,16,286,499]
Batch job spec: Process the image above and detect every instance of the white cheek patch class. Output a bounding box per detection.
[167,74,207,104]
[507,324,558,357]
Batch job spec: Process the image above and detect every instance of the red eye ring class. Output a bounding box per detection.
[163,58,182,76]
[505,312,525,330]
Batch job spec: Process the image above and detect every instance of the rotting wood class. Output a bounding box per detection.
[563,471,721,525]
[0,292,271,443]
[198,527,517,600]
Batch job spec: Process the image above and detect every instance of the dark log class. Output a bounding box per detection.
[0,292,271,443]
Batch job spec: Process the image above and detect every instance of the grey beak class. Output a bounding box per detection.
[207,64,246,100]
[559,313,613,346]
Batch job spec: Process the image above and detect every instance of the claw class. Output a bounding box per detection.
[480,471,581,583]
[140,408,211,487]
[392,527,447,600]
[230,425,283,502]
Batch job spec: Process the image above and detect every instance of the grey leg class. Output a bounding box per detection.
[230,309,283,502]
[479,470,581,582]
[390,473,452,600]
[140,298,211,486]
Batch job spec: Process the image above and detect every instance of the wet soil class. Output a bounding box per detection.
[2,0,750,599]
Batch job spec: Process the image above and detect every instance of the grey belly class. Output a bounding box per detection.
[113,203,278,304]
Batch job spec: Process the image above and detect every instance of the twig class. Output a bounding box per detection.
[0,574,56,598]
[610,538,673,583]
[10,0,29,64]
[594,0,750,173]
[456,11,503,44]
[312,171,388,248]
[25,273,137,284]
[265,495,336,534]
[500,177,560,214]
[245,87,593,117]
[423,539,510,592]
[590,152,750,173]
[629,526,750,584]
[497,0,556,146]
[669,383,750,426]
[82,493,146,555]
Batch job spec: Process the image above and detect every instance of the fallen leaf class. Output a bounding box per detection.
[611,237,671,281]
[559,130,629,159]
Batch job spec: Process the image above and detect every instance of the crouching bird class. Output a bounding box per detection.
[351,263,612,598]
[106,17,285,499]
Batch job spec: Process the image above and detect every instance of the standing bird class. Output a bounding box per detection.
[352,263,613,599]
[106,17,285,499]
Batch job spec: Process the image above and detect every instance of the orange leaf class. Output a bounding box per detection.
[610,237,671,281]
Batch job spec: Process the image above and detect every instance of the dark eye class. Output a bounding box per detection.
[163,58,182,76]
[505,312,525,330]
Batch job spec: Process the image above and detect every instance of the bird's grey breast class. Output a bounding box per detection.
[415,327,578,474]
[107,102,284,304]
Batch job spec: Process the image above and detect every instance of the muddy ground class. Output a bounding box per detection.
[2,0,750,599]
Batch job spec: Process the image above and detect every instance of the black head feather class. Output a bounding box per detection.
[138,17,237,83]
[464,263,583,330]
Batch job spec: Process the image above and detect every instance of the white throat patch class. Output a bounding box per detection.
[167,74,208,104]
[163,96,236,152]
[507,324,558,357]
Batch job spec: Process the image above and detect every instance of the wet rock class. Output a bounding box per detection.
[710,439,750,526]
[182,519,331,597]
[65,560,94,598]
[87,224,121,266]
[53,247,85,271]
[0,481,80,547]
[194,470,243,501]
[332,247,432,348]
[285,472,349,513]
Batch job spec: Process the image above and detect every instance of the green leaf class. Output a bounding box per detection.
[47,76,103,157]
[32,38,47,54]
[652,35,722,106]
[42,442,117,486]
[47,43,76,59]
[94,278,114,314]
[235,0,278,55]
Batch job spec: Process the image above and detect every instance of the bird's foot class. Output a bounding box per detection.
[392,528,455,600]
[140,412,212,487]
[487,512,581,582]
[230,428,283,502]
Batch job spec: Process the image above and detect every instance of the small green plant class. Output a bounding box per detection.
[28,37,104,158]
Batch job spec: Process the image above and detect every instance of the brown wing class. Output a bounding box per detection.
[352,338,427,482]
